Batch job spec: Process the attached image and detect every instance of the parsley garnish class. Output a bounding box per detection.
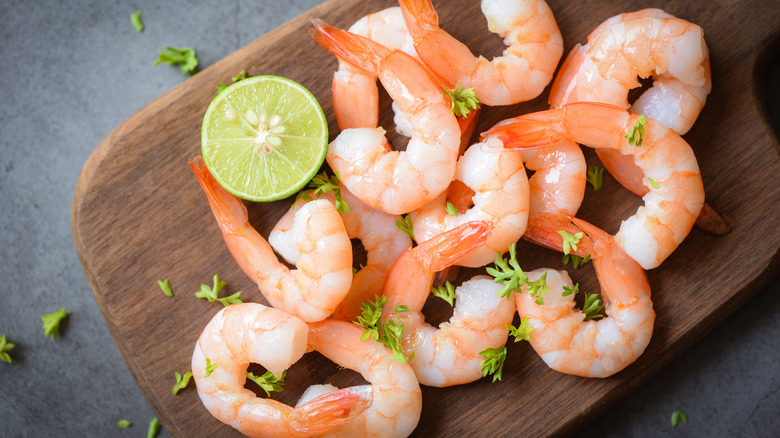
[117,419,131,428]
[246,370,286,396]
[445,201,458,216]
[205,358,218,377]
[625,115,647,147]
[562,253,591,269]
[671,410,689,427]
[526,271,548,305]
[172,370,193,395]
[561,283,579,297]
[479,346,507,382]
[507,317,534,342]
[217,69,249,95]
[158,279,173,297]
[353,295,414,362]
[147,417,161,438]
[395,214,415,240]
[582,291,604,321]
[41,308,71,340]
[586,165,604,191]
[444,83,480,117]
[0,335,14,363]
[195,274,242,306]
[557,230,583,255]
[648,177,660,189]
[293,171,349,213]
[131,10,144,33]
[431,281,457,306]
[155,47,199,76]
[486,242,527,299]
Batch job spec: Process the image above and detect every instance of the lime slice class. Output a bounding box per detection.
[201,75,328,202]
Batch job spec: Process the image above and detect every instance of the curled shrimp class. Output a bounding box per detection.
[311,20,461,215]
[483,102,705,270]
[190,155,353,322]
[381,221,517,387]
[270,183,412,322]
[191,303,373,437]
[399,0,563,106]
[410,141,530,267]
[307,319,422,437]
[515,216,654,378]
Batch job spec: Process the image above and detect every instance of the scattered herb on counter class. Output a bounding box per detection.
[130,10,144,32]
[195,274,242,306]
[147,417,161,438]
[155,47,199,76]
[246,370,286,397]
[671,410,689,427]
[562,253,591,269]
[0,335,14,363]
[41,308,71,340]
[172,371,193,395]
[158,279,173,297]
[117,419,131,428]
[479,346,507,382]
[586,165,604,191]
[217,69,249,95]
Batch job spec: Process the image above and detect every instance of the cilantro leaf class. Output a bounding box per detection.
[147,417,161,438]
[561,283,579,297]
[586,165,604,191]
[431,281,457,306]
[154,47,199,76]
[625,115,647,147]
[507,317,533,342]
[444,83,480,117]
[158,278,173,297]
[246,370,286,397]
[582,291,604,321]
[479,346,507,382]
[131,10,144,33]
[486,242,527,299]
[353,295,414,362]
[117,419,131,428]
[0,335,14,363]
[557,230,583,255]
[195,274,242,306]
[172,370,193,395]
[41,308,71,340]
[293,171,349,213]
[526,271,548,305]
[395,214,415,240]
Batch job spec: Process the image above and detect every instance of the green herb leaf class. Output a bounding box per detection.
[246,370,286,397]
[671,410,689,427]
[431,281,457,306]
[395,214,415,240]
[195,274,242,306]
[625,115,647,147]
[586,165,604,191]
[445,202,458,216]
[293,171,349,213]
[507,317,534,342]
[147,417,161,438]
[582,291,604,321]
[205,358,218,377]
[526,271,548,305]
[154,47,199,76]
[648,177,660,189]
[0,335,14,363]
[486,242,527,299]
[172,370,193,395]
[41,308,71,340]
[217,69,250,95]
[556,230,583,256]
[158,279,173,297]
[117,419,131,428]
[353,295,414,362]
[479,346,507,382]
[572,254,591,269]
[130,10,144,32]
[443,83,480,117]
[561,283,579,297]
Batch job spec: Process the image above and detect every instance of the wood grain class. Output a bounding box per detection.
[72,0,780,436]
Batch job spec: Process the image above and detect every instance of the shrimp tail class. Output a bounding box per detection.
[481,109,569,149]
[189,155,247,233]
[290,385,373,435]
[523,212,594,258]
[398,0,439,41]
[417,220,494,271]
[310,19,389,73]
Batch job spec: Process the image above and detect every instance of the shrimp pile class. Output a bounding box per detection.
[186,2,724,436]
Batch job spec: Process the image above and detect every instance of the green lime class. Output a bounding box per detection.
[201,75,328,202]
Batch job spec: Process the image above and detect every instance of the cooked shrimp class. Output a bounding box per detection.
[381,221,516,387]
[307,319,422,437]
[270,184,412,322]
[410,141,530,267]
[483,102,705,269]
[190,155,353,322]
[515,216,654,378]
[312,20,461,215]
[399,0,563,106]
[549,9,711,136]
[191,303,373,437]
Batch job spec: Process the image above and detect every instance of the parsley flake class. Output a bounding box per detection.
[586,165,604,191]
[557,230,583,255]
[625,115,647,147]
[648,177,660,189]
[353,295,414,362]
[195,274,242,306]
[246,370,286,397]
[293,171,349,213]
[117,419,131,428]
[562,253,591,269]
[172,370,193,395]
[479,346,507,382]
[0,335,14,363]
[41,308,71,340]
[507,317,534,342]
[205,358,218,377]
[155,47,199,76]
[130,10,144,33]
[445,201,459,216]
[526,271,548,305]
[431,281,457,306]
[444,83,480,117]
[158,279,173,297]
[486,242,527,299]
[217,69,249,95]
[395,214,415,240]
[561,283,579,297]
[671,410,689,427]
[147,417,161,438]
[582,291,604,321]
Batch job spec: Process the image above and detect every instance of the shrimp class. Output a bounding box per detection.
[307,319,422,437]
[311,20,461,215]
[381,221,517,387]
[269,183,412,322]
[189,155,353,322]
[191,303,373,437]
[514,215,654,378]
[483,102,705,270]
[398,0,563,106]
[410,141,530,268]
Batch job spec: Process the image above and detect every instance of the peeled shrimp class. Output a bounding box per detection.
[515,216,654,377]
[399,0,563,106]
[307,319,422,437]
[190,155,353,322]
[312,20,461,215]
[483,102,705,269]
[270,184,412,322]
[381,221,516,387]
[192,303,373,437]
[410,141,530,267]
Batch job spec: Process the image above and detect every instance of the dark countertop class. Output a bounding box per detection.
[1,1,778,437]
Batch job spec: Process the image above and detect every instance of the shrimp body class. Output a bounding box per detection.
[516,217,654,378]
[312,21,460,215]
[190,156,353,322]
[192,303,373,437]
[270,184,412,322]
[399,0,563,106]
[382,221,516,387]
[410,141,530,267]
[483,102,704,269]
[519,139,586,221]
[307,320,422,437]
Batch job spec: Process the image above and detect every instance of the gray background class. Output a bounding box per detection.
[1,0,778,437]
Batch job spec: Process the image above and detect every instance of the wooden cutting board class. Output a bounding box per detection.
[72,0,780,436]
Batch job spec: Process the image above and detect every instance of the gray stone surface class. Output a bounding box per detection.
[0,1,777,437]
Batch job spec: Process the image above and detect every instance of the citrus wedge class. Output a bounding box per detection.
[201,75,328,202]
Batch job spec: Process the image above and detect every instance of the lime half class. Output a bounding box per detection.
[201,75,328,202]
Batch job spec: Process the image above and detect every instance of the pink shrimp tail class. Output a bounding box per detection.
[418,220,494,271]
[189,155,247,233]
[398,0,439,42]
[481,109,568,149]
[310,19,389,73]
[523,213,594,258]
[290,385,373,435]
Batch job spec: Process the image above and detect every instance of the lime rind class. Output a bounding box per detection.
[201,75,328,202]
